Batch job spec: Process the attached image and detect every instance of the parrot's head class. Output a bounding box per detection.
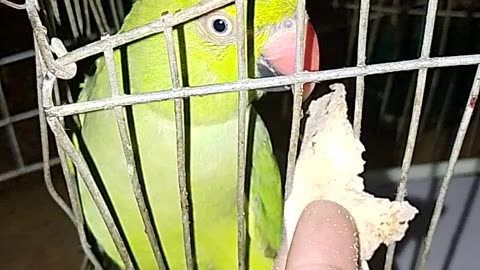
[120,0,320,124]
[192,0,321,98]
[183,0,321,98]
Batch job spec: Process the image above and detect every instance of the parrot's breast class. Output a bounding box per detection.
[78,102,281,270]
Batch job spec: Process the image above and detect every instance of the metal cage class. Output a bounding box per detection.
[1,0,479,269]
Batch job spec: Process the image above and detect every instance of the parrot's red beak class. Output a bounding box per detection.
[261,20,320,101]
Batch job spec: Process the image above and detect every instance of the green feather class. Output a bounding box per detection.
[75,0,295,269]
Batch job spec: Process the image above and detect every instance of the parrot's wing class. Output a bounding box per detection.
[70,64,98,175]
[67,131,80,176]
[248,108,284,266]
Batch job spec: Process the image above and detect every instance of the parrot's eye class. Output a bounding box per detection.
[213,19,227,33]
[206,15,233,37]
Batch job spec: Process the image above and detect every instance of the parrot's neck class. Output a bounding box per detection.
[140,98,254,127]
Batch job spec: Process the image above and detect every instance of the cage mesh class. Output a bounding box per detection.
[0,0,479,269]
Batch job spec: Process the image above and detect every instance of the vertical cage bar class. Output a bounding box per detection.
[103,35,167,269]
[58,144,104,270]
[26,0,76,80]
[426,73,457,163]
[49,0,61,25]
[384,0,440,269]
[34,40,75,224]
[164,25,194,270]
[36,51,103,269]
[418,0,454,135]
[376,0,400,133]
[42,69,134,269]
[35,41,101,269]
[87,0,107,34]
[63,0,80,39]
[284,0,306,197]
[346,0,360,66]
[366,0,385,60]
[234,0,247,268]
[0,79,24,168]
[395,5,428,145]
[353,0,371,138]
[83,0,91,36]
[72,0,83,35]
[47,115,135,270]
[466,104,480,155]
[115,0,125,24]
[418,0,439,60]
[46,63,100,269]
[416,64,480,270]
[53,79,61,108]
[425,71,458,161]
[396,73,418,144]
[108,0,120,31]
[94,0,111,33]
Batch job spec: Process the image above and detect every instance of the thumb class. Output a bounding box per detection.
[286,200,360,270]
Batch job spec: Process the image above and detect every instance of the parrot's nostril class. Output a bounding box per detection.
[283,19,295,29]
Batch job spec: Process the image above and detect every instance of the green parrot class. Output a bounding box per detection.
[74,0,320,269]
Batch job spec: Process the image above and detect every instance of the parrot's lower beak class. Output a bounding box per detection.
[257,20,320,101]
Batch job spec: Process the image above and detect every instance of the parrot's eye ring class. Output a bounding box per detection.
[206,15,233,37]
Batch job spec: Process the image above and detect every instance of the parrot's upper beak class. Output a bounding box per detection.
[257,19,320,101]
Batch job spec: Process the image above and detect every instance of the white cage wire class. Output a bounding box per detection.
[0,0,479,269]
